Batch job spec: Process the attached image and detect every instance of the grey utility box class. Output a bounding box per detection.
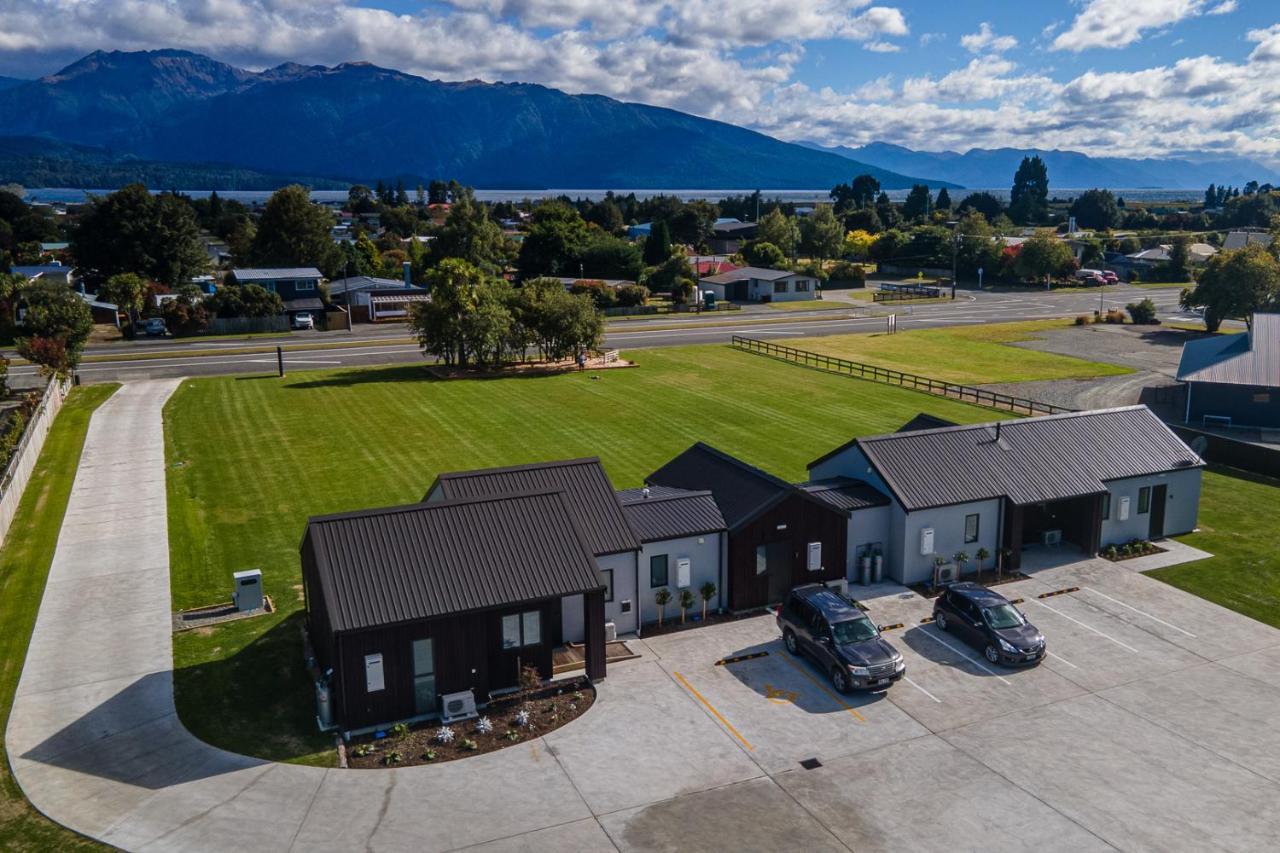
[233,569,264,612]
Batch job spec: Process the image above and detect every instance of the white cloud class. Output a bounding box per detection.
[1248,24,1280,63]
[1207,0,1237,15]
[863,40,900,53]
[1052,0,1208,52]
[961,22,1017,54]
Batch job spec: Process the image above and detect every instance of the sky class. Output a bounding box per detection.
[1,0,1278,164]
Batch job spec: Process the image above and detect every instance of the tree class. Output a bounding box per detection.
[902,184,932,222]
[98,272,148,329]
[71,184,207,289]
[413,259,487,366]
[975,547,990,577]
[1014,230,1076,283]
[655,588,672,629]
[1164,236,1191,282]
[667,200,717,246]
[678,588,695,625]
[1069,189,1120,231]
[741,240,786,268]
[699,581,717,621]
[1009,155,1049,224]
[585,198,625,235]
[800,205,845,263]
[757,208,800,257]
[1126,298,1159,325]
[580,235,643,281]
[958,191,1004,221]
[347,184,376,214]
[936,187,953,211]
[205,284,283,318]
[431,189,509,273]
[1182,243,1280,331]
[249,185,340,275]
[1204,183,1218,209]
[646,255,693,293]
[0,271,24,330]
[844,229,875,258]
[15,278,92,374]
[160,285,211,336]
[518,202,591,278]
[954,210,1002,278]
[851,174,881,208]
[843,206,882,234]
[868,229,907,261]
[642,220,672,265]
[515,279,603,362]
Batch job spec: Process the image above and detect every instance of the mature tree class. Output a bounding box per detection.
[954,210,1003,278]
[902,185,932,222]
[1069,189,1120,231]
[431,189,509,273]
[757,208,800,257]
[645,254,693,292]
[16,278,93,374]
[412,259,486,365]
[741,239,787,268]
[1163,236,1191,282]
[642,220,673,265]
[249,185,340,275]
[897,226,953,269]
[585,198,625,235]
[851,174,881,208]
[518,202,591,278]
[71,184,207,289]
[667,200,718,246]
[843,229,875,259]
[380,205,421,239]
[580,235,643,281]
[874,192,901,229]
[98,272,149,328]
[160,284,211,336]
[799,205,845,263]
[868,229,908,261]
[1182,244,1280,331]
[843,206,882,234]
[1014,230,1076,283]
[205,283,283,318]
[347,185,377,214]
[1009,155,1049,224]
[0,271,24,329]
[957,191,1004,221]
[935,187,953,211]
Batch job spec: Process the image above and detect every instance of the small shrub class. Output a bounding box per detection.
[475,716,493,735]
[1126,297,1159,325]
[382,750,403,766]
[1105,308,1126,324]
[422,748,437,761]
[352,743,373,758]
[1075,314,1093,325]
[434,725,455,744]
[460,737,479,751]
[390,722,409,739]
[505,729,520,741]
[616,283,649,307]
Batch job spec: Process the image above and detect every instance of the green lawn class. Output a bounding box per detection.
[788,319,1133,385]
[165,345,1001,760]
[1151,467,1280,628]
[0,385,117,853]
[764,299,855,312]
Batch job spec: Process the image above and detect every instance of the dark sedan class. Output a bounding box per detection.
[932,582,1045,666]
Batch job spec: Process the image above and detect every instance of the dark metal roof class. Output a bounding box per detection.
[796,478,891,513]
[855,406,1203,512]
[897,413,958,433]
[701,266,800,284]
[426,458,640,555]
[1177,315,1279,388]
[303,492,604,633]
[283,297,325,311]
[617,488,727,543]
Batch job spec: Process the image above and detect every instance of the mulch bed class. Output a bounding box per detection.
[908,571,1031,599]
[345,676,594,769]
[640,607,772,638]
[1102,541,1166,562]
[426,354,634,380]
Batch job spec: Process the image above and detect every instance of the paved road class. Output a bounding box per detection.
[5,285,1186,384]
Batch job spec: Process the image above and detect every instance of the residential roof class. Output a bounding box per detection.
[1177,314,1280,388]
[848,406,1202,511]
[231,267,323,280]
[897,413,958,433]
[11,264,73,279]
[795,477,890,513]
[327,275,408,295]
[304,492,604,633]
[283,297,325,311]
[1223,230,1274,251]
[616,487,727,543]
[701,266,800,284]
[710,220,758,234]
[426,458,640,555]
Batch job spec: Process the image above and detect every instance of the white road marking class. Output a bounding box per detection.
[1047,651,1079,669]
[245,358,343,365]
[917,629,1013,685]
[1025,598,1142,654]
[904,676,943,703]
[1080,587,1197,638]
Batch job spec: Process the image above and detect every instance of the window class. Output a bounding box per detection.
[1101,493,1111,520]
[773,281,787,294]
[650,554,669,587]
[964,513,980,544]
[601,569,614,602]
[795,279,810,292]
[294,279,316,291]
[1138,486,1151,514]
[502,611,542,649]
[755,544,768,575]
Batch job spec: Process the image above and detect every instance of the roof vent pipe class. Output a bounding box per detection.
[642,487,651,499]
[403,260,412,287]
[995,421,1002,441]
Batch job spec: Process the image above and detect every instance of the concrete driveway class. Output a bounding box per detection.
[10,379,1280,851]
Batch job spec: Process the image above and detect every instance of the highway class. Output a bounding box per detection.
[6,285,1187,384]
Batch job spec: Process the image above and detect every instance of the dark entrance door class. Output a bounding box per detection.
[759,540,793,604]
[1149,484,1167,539]
[730,281,748,301]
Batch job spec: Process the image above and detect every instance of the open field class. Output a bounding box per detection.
[789,319,1134,385]
[0,385,117,853]
[163,345,1000,759]
[1153,467,1280,629]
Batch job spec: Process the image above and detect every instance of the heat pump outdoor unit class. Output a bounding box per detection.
[1042,529,1063,547]
[440,690,478,724]
[938,564,957,584]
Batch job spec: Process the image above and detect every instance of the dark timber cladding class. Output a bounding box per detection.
[301,491,607,731]
[646,443,845,611]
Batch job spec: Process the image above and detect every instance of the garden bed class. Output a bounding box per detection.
[1101,539,1165,562]
[640,606,772,637]
[345,676,594,769]
[907,570,1030,599]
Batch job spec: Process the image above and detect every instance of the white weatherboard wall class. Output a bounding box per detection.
[562,551,638,643]
[897,498,1002,586]
[637,532,724,627]
[0,378,68,548]
[1102,468,1202,544]
[845,505,891,578]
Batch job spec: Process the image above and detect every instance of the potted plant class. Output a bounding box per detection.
[678,588,695,624]
[699,581,717,621]
[953,551,969,576]
[655,588,672,628]
[975,547,990,579]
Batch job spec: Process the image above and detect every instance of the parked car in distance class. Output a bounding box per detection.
[776,584,905,692]
[932,582,1045,666]
[1101,270,1119,284]
[140,317,167,337]
[292,312,315,330]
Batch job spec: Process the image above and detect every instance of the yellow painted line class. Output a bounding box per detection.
[776,654,866,722]
[673,671,754,751]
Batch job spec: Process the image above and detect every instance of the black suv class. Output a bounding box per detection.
[776,584,905,693]
[932,582,1046,666]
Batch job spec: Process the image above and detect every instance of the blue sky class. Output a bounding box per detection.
[2,1,1278,163]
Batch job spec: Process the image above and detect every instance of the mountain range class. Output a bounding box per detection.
[803,141,1280,191]
[0,49,949,191]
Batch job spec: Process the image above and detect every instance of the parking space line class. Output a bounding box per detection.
[776,653,867,722]
[672,671,754,751]
[1025,598,1142,654]
[1080,587,1197,638]
[1047,651,1079,669]
[916,629,1013,685]
[904,676,942,703]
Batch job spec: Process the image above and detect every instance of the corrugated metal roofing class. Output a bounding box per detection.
[617,488,727,543]
[304,492,604,633]
[1176,314,1279,388]
[427,458,640,555]
[231,267,323,280]
[856,406,1202,511]
[646,443,795,530]
[701,266,799,284]
[796,478,891,512]
[896,413,958,433]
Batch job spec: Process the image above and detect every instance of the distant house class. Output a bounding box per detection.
[11,263,75,287]
[1223,229,1274,251]
[328,275,428,323]
[1177,313,1280,429]
[690,259,740,277]
[699,266,818,303]
[707,219,758,254]
[626,222,653,240]
[229,267,324,318]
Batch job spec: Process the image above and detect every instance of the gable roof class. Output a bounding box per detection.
[805,412,962,471]
[796,477,891,513]
[327,275,411,295]
[425,457,639,555]
[1177,315,1279,388]
[304,492,603,633]
[851,406,1202,512]
[617,487,727,543]
[701,266,800,284]
[231,267,323,281]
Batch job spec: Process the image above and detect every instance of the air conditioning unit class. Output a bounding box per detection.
[938,564,957,584]
[440,689,477,724]
[1042,529,1063,547]
[604,620,617,642]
